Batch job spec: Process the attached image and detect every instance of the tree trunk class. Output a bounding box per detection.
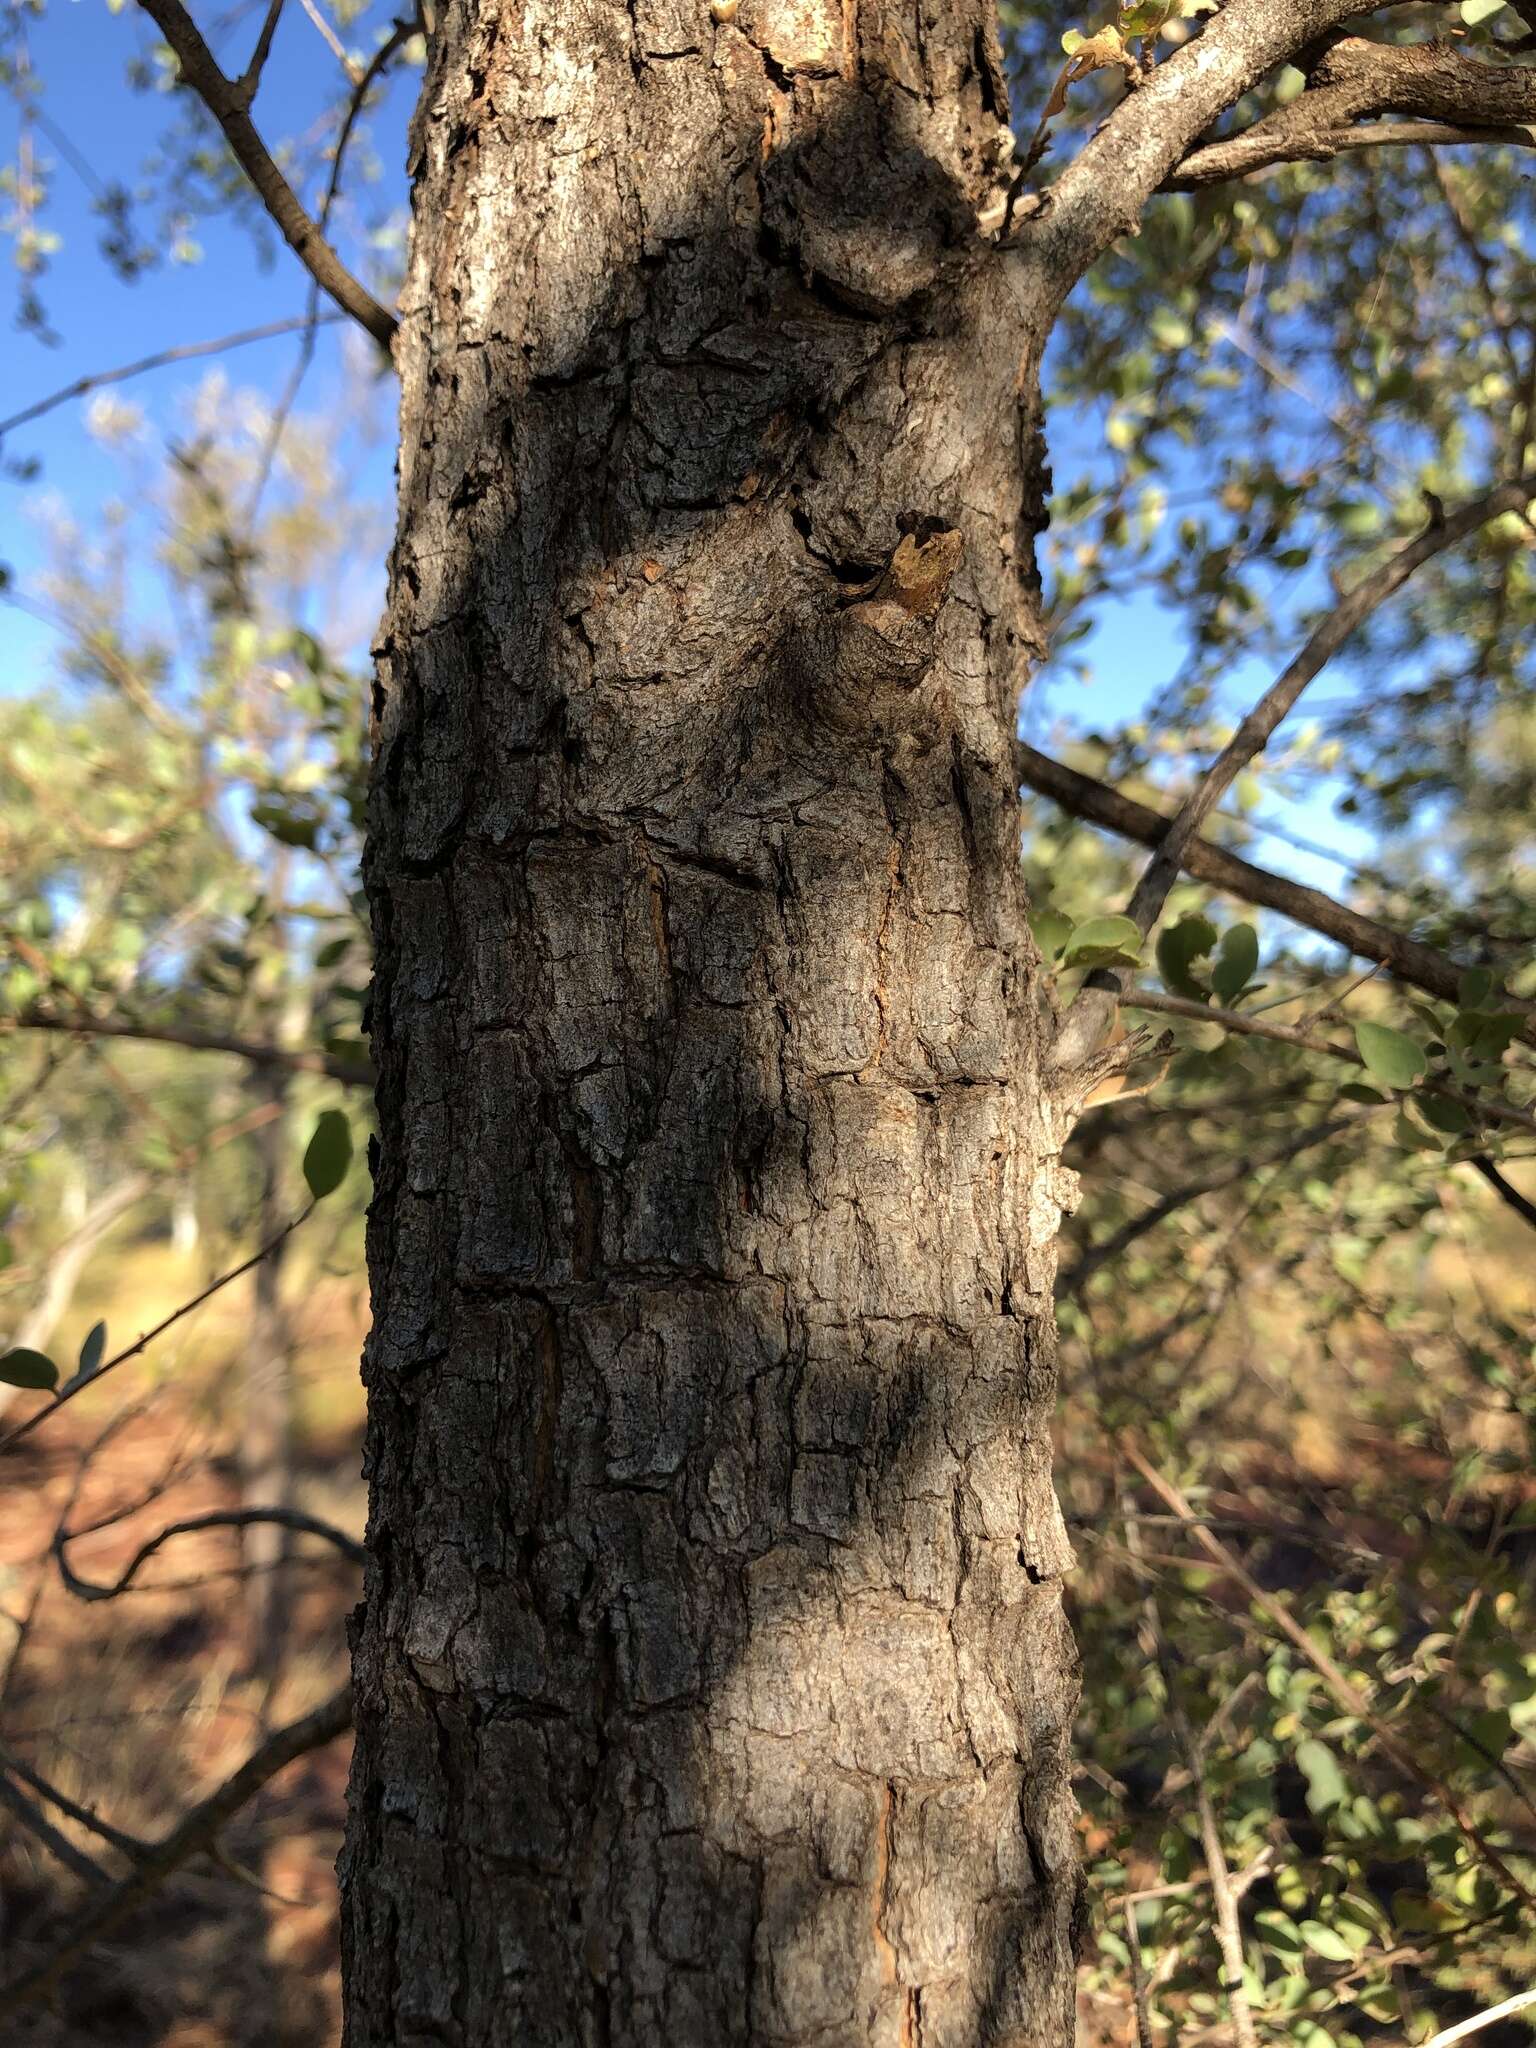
[343,4,1083,2041]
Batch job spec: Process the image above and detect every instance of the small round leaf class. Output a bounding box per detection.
[1063,914,1143,969]
[1355,1021,1426,1090]
[0,1348,59,1392]
[303,1109,354,1201]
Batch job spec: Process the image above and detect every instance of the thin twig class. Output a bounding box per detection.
[1067,1110,1369,1292]
[248,17,413,522]
[54,1506,363,1603]
[297,0,361,79]
[237,0,286,101]
[0,314,346,441]
[0,1683,353,2012]
[4,1008,372,1087]
[1469,1156,1536,1233]
[1120,989,1536,1139]
[0,1205,318,1457]
[0,1773,113,1888]
[1168,118,1536,188]
[1125,1897,1157,2048]
[1124,1500,1258,2048]
[133,0,396,347]
[1423,1988,1536,2048]
[0,1747,149,1862]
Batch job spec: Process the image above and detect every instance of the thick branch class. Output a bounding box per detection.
[1036,1,1400,294]
[5,1009,373,1087]
[1016,740,1536,1049]
[1171,36,1536,189]
[0,1684,353,2013]
[133,0,397,349]
[1050,479,1533,1074]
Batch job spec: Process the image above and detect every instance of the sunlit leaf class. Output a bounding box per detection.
[1355,1022,1426,1090]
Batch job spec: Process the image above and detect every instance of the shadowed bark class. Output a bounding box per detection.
[341,2,1087,2043]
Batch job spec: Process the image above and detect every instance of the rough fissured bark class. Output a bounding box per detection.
[342,2,1084,2041]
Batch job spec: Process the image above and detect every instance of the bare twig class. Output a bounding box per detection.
[1469,1156,1536,1233]
[0,1684,353,2012]
[133,0,396,348]
[237,0,286,102]
[248,16,414,522]
[0,1772,113,1888]
[1067,1111,1367,1293]
[1125,1897,1157,2048]
[1051,479,1535,1076]
[0,1747,150,1862]
[54,1506,363,1603]
[1174,1703,1257,2048]
[1123,1502,1256,2048]
[1423,1989,1536,2048]
[1169,117,1536,188]
[4,1008,372,1086]
[0,313,345,441]
[297,0,361,80]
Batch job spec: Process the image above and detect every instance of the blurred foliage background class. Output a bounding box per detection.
[0,1,1533,2043]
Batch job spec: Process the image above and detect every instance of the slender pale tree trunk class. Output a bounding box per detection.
[241,1062,295,1682]
[343,4,1088,2040]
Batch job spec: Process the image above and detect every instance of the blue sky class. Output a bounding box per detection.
[2,1,1372,906]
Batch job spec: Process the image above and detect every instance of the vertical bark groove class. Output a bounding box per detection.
[343,3,1081,2041]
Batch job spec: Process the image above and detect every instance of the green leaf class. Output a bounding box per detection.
[1063,915,1144,969]
[1029,908,1074,960]
[303,1109,354,1201]
[0,1348,59,1392]
[1157,914,1217,1001]
[1299,1920,1357,1963]
[1461,1708,1512,1761]
[1355,1021,1426,1090]
[1450,1010,1521,1061]
[1255,1909,1304,1953]
[1211,922,1259,1003]
[1295,1737,1349,1815]
[1461,0,1507,23]
[1457,967,1494,1009]
[77,1320,107,1378]
[1418,1093,1471,1137]
[1392,1108,1443,1154]
[1338,1083,1386,1106]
